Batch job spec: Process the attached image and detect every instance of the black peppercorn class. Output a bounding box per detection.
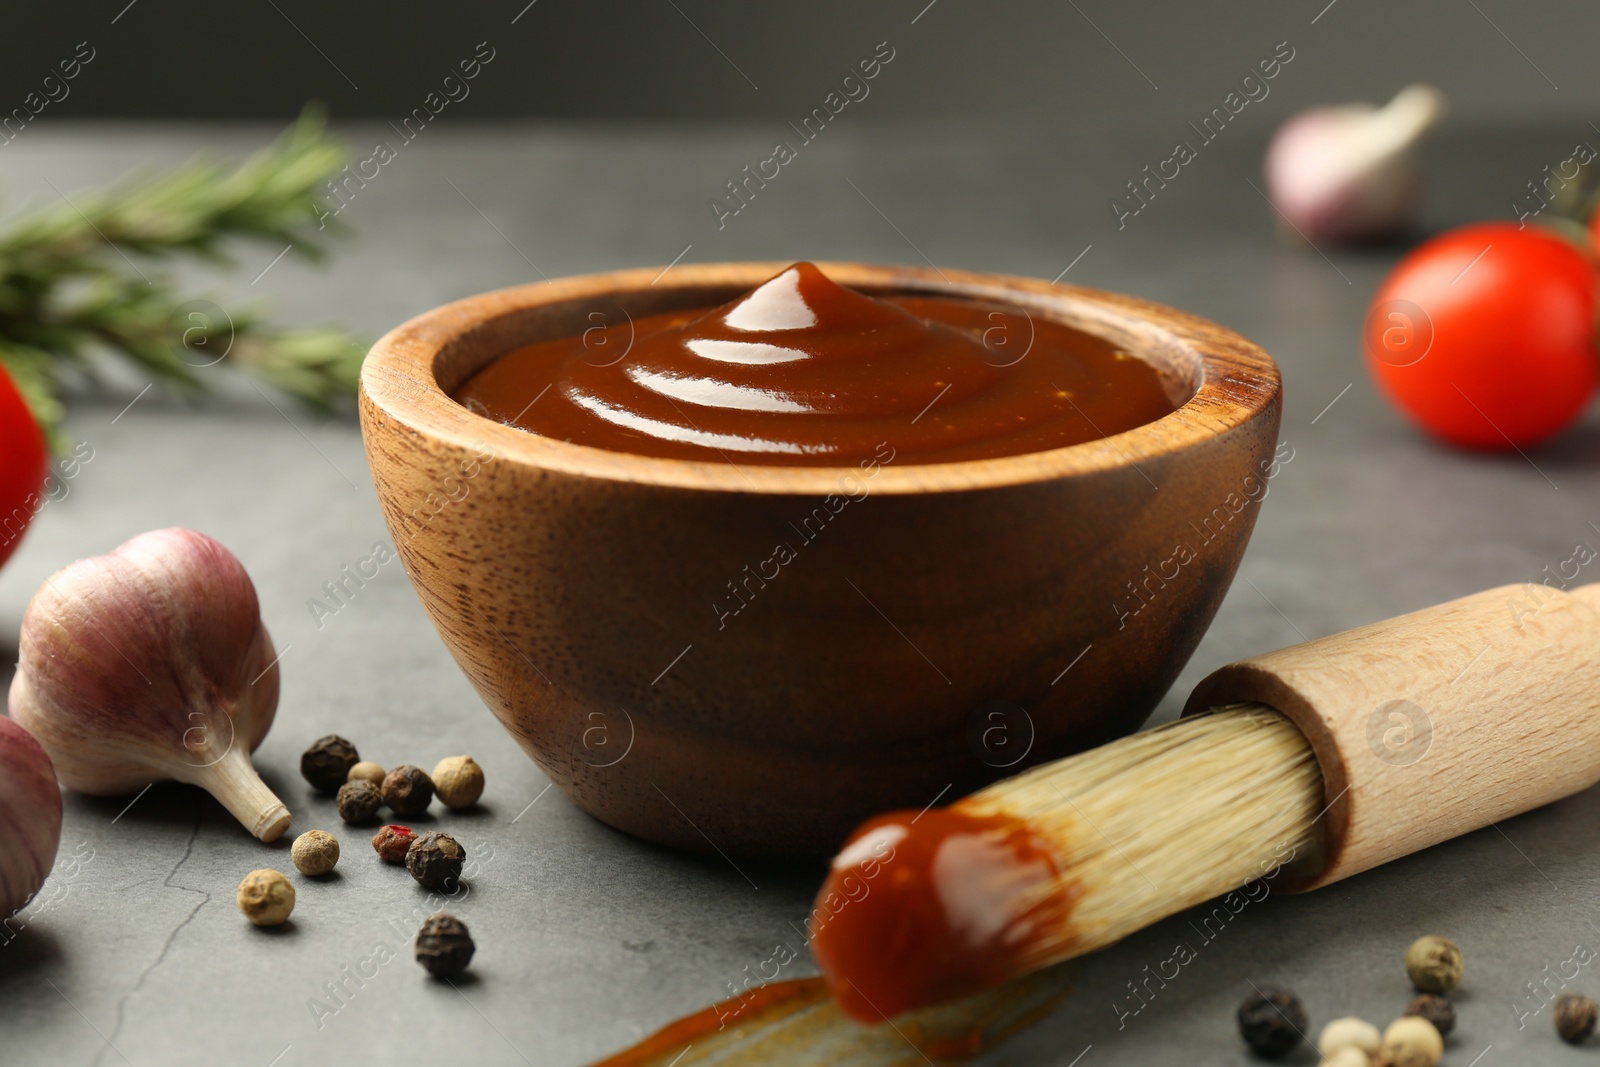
[1237,987,1306,1059]
[301,735,359,794]
[405,831,465,890]
[336,779,382,824]
[415,912,475,978]
[1404,993,1455,1037]
[1555,993,1598,1045]
[382,764,434,817]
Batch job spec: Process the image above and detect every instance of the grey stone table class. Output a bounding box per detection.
[3,118,1599,1066]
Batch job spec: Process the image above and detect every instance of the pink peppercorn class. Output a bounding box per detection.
[372,824,416,864]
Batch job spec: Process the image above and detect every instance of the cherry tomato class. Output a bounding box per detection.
[0,364,48,569]
[1364,222,1596,449]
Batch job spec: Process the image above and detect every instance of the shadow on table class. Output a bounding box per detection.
[1531,413,1600,472]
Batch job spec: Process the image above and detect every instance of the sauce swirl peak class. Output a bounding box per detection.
[453,262,1177,465]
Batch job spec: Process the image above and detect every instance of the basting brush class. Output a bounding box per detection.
[810,581,1600,1022]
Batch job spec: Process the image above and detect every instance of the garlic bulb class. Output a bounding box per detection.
[0,714,62,918]
[10,528,291,841]
[1264,84,1446,244]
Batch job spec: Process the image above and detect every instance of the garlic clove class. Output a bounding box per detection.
[1264,83,1447,244]
[9,528,291,841]
[0,714,63,918]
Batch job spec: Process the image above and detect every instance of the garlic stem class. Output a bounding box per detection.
[1349,85,1447,170]
[177,747,291,842]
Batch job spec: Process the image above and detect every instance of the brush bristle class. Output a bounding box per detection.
[811,704,1322,1021]
[962,703,1322,969]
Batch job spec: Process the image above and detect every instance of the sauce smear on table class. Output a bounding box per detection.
[453,262,1177,465]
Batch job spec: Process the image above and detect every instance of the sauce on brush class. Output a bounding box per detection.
[809,806,1079,1022]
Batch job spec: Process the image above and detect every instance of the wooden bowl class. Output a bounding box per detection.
[359,262,1280,859]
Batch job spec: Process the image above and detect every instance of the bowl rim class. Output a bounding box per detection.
[359,261,1280,495]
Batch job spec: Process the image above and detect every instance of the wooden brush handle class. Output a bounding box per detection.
[1182,582,1600,891]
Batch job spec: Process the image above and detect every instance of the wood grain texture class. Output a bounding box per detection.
[359,262,1280,858]
[1184,582,1600,890]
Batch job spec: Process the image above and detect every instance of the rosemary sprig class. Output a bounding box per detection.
[0,107,365,449]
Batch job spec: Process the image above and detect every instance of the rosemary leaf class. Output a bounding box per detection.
[0,105,366,448]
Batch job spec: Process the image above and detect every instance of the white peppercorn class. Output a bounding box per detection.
[432,755,485,810]
[348,760,386,785]
[237,869,294,926]
[1375,1016,1442,1067]
[1321,1048,1370,1067]
[1404,935,1463,993]
[1318,1016,1381,1059]
[290,830,340,876]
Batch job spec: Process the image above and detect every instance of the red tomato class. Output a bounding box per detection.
[0,364,48,568]
[1364,222,1597,449]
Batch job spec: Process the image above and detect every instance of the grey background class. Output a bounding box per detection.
[0,0,1592,126]
[3,1,1600,1065]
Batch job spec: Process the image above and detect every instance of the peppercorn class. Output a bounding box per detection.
[1375,1016,1442,1067]
[337,779,382,824]
[1237,986,1306,1059]
[1404,994,1455,1037]
[348,760,386,785]
[1321,1049,1368,1067]
[236,869,294,926]
[382,764,434,817]
[406,831,466,890]
[1554,993,1598,1045]
[1318,1016,1381,1059]
[301,735,359,794]
[290,830,340,876]
[372,824,416,864]
[432,755,485,810]
[415,912,476,978]
[1404,935,1463,993]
